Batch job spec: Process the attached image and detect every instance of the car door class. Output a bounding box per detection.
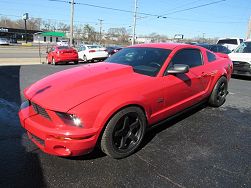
[160,48,207,118]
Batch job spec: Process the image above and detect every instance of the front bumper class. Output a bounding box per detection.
[232,61,251,77]
[56,55,78,63]
[19,106,99,157]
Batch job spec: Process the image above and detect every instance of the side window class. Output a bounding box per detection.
[206,51,216,62]
[170,49,203,68]
[82,46,86,51]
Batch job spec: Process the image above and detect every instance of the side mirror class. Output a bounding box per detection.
[167,64,189,74]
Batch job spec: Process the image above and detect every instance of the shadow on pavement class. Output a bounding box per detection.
[140,103,207,150]
[0,66,46,187]
[231,75,251,81]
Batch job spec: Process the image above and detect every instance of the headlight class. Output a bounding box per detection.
[20,100,31,110]
[56,112,83,128]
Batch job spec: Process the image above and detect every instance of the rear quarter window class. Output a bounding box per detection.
[206,51,216,62]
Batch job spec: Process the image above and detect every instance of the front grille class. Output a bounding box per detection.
[233,61,251,71]
[28,132,45,146]
[31,102,51,120]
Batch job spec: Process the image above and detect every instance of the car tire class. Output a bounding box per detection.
[83,55,87,62]
[74,61,78,64]
[100,106,146,159]
[208,76,228,107]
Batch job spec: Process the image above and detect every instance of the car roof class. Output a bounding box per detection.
[130,43,197,50]
[217,37,244,40]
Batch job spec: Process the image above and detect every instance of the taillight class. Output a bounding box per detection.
[89,50,96,53]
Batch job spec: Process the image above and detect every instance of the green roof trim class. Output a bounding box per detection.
[41,31,65,37]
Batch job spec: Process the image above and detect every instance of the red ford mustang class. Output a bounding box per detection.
[19,43,233,159]
[46,46,78,65]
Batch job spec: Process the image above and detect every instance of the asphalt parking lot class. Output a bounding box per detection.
[0,64,250,188]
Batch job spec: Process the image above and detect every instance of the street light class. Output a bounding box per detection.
[22,13,29,43]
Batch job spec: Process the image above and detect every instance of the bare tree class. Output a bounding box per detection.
[107,27,129,44]
[83,24,98,44]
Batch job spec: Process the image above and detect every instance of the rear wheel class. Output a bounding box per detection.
[101,106,146,159]
[82,55,87,62]
[209,76,228,107]
[74,61,78,64]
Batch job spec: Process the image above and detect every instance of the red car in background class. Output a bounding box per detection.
[46,46,78,65]
[19,43,233,159]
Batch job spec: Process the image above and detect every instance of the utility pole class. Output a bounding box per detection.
[132,0,138,45]
[246,16,251,40]
[98,19,104,44]
[70,0,75,46]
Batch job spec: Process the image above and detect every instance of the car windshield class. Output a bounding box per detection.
[87,45,101,49]
[58,46,70,50]
[106,47,171,77]
[217,39,238,45]
[234,42,251,53]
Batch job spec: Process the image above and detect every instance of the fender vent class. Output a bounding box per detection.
[31,102,51,120]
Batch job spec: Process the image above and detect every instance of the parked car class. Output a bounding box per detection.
[57,40,69,46]
[0,38,10,45]
[78,45,108,62]
[196,44,231,54]
[228,41,251,77]
[46,46,78,65]
[19,43,233,159]
[216,38,244,51]
[106,46,123,57]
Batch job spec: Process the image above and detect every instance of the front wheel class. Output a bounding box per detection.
[208,76,228,107]
[101,106,146,159]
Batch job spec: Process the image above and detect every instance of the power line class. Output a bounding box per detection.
[48,0,167,18]
[161,0,227,16]
[48,0,227,19]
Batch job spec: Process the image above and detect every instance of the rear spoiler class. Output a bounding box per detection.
[215,53,229,59]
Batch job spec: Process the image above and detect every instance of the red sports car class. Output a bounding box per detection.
[19,43,233,159]
[46,46,78,65]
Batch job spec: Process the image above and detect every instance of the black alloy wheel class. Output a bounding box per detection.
[101,107,146,159]
[217,82,227,103]
[209,76,228,107]
[112,112,143,152]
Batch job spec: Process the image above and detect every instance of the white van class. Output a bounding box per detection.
[217,38,244,51]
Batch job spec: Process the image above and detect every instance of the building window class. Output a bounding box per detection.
[56,37,58,42]
[44,36,46,42]
[50,37,52,42]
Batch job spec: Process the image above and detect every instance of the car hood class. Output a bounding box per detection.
[228,52,251,64]
[24,63,146,112]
